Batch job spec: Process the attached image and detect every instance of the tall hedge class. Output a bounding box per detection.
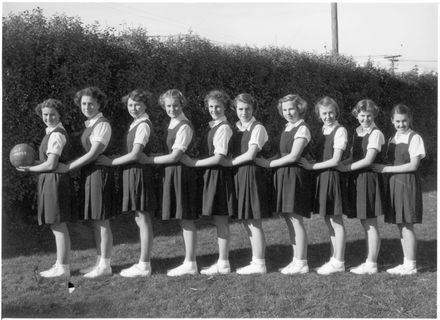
[3,9,437,222]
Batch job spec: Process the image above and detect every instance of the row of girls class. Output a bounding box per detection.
[19,86,425,279]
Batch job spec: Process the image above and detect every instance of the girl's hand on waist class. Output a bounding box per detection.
[371,164,386,173]
[16,166,31,172]
[298,157,312,170]
[254,157,269,168]
[55,163,69,173]
[96,155,112,166]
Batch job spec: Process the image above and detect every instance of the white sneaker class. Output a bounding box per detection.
[83,265,112,278]
[280,261,309,275]
[40,264,70,278]
[236,262,267,275]
[120,264,151,278]
[200,262,231,275]
[386,264,417,275]
[317,260,345,275]
[350,263,378,275]
[166,263,198,277]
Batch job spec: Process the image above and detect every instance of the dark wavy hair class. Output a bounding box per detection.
[204,90,231,109]
[122,89,153,108]
[352,99,380,117]
[35,98,66,119]
[73,87,108,109]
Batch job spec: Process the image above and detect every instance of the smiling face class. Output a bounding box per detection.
[41,107,60,128]
[164,97,183,119]
[235,101,253,123]
[281,101,300,123]
[127,98,147,119]
[392,113,411,134]
[207,98,225,121]
[356,110,374,129]
[81,95,100,119]
[318,105,336,126]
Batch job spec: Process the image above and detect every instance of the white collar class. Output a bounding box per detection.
[85,112,104,128]
[169,113,189,129]
[236,116,257,132]
[285,119,304,131]
[129,113,150,130]
[322,120,340,134]
[395,128,412,139]
[356,123,377,135]
[45,122,65,135]
[209,116,227,128]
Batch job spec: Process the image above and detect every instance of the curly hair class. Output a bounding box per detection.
[277,94,308,118]
[314,96,340,119]
[74,87,108,109]
[122,89,153,108]
[204,90,231,109]
[158,89,187,109]
[35,98,66,119]
[352,99,380,117]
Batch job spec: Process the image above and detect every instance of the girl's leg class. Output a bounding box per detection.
[135,211,153,263]
[317,215,345,275]
[213,215,230,261]
[287,213,307,260]
[329,215,346,262]
[51,222,71,265]
[387,223,417,275]
[84,220,113,278]
[237,219,266,274]
[361,218,381,263]
[120,211,154,277]
[167,219,198,276]
[351,218,380,274]
[40,222,71,278]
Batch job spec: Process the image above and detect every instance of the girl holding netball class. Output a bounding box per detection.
[18,98,72,278]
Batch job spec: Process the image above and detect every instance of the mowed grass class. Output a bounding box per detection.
[2,175,436,318]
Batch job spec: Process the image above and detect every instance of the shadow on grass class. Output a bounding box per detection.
[96,238,437,276]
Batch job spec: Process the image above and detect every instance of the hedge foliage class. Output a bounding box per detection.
[3,9,437,222]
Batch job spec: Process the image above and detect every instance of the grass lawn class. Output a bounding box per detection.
[2,174,436,318]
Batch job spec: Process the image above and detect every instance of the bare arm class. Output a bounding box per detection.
[17,153,59,173]
[300,148,344,170]
[225,144,260,166]
[268,138,307,168]
[68,141,106,171]
[97,143,144,166]
[139,149,184,165]
[372,155,421,173]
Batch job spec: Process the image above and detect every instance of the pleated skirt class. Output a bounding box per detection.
[202,167,236,217]
[313,169,344,216]
[122,165,157,213]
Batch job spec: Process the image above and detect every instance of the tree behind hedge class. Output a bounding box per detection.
[3,9,437,223]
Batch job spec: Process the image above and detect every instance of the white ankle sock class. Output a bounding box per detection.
[99,258,111,268]
[330,257,344,266]
[252,258,266,265]
[404,258,416,268]
[138,261,150,270]
[217,259,230,267]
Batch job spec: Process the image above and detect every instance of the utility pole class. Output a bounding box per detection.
[331,3,339,55]
[384,55,402,74]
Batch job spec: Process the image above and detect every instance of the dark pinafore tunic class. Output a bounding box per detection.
[37,127,72,225]
[344,128,385,219]
[230,121,270,220]
[80,117,117,220]
[121,118,157,213]
[313,125,345,216]
[384,132,423,224]
[200,121,236,217]
[273,123,312,217]
[161,120,198,220]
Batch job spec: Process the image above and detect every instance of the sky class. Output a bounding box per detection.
[2,1,438,73]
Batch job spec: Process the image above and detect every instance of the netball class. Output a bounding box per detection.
[9,143,36,167]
